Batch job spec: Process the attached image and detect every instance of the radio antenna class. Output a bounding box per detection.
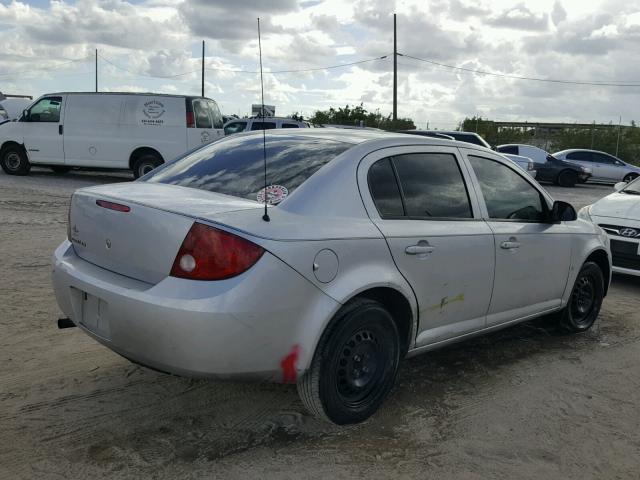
[258,17,270,222]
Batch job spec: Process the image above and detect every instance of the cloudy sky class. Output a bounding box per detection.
[1,0,639,128]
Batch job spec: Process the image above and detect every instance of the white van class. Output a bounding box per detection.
[0,92,224,178]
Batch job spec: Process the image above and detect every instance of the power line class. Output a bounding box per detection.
[98,54,200,79]
[0,55,93,77]
[98,52,389,78]
[399,53,640,87]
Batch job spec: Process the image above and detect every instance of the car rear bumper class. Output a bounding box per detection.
[52,241,339,381]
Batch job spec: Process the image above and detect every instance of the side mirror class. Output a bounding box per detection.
[614,182,627,191]
[21,109,29,121]
[551,200,577,222]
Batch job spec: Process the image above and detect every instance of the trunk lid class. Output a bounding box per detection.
[69,183,261,284]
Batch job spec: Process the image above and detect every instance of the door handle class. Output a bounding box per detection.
[58,125,63,135]
[405,244,435,255]
[500,237,521,250]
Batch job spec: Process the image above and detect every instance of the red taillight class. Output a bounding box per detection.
[96,199,131,212]
[170,223,264,280]
[186,111,195,128]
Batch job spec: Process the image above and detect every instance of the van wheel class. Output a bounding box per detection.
[297,298,400,425]
[50,166,71,174]
[0,145,30,175]
[623,173,638,183]
[557,170,578,187]
[133,154,162,179]
[558,262,604,333]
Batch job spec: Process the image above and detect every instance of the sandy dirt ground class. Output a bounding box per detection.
[1,169,639,479]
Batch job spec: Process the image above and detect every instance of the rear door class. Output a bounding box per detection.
[22,95,65,165]
[594,152,624,181]
[566,151,600,179]
[360,146,495,346]
[463,150,571,325]
[187,98,216,149]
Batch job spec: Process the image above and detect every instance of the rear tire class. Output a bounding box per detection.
[50,166,71,174]
[132,154,162,179]
[623,173,638,183]
[297,298,400,425]
[0,145,30,175]
[557,170,578,187]
[558,262,604,333]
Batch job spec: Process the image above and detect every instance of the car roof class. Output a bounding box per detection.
[227,128,495,151]
[556,148,614,155]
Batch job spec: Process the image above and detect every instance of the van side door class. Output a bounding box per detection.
[359,146,495,347]
[21,96,66,165]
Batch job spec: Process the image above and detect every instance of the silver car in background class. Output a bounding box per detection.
[554,149,640,183]
[52,129,611,424]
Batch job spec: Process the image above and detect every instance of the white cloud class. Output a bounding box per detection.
[0,0,638,127]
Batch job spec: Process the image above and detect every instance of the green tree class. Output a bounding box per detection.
[309,103,416,131]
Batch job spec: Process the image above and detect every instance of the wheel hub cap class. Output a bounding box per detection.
[5,152,20,171]
[572,275,595,320]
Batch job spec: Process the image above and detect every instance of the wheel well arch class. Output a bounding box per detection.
[128,147,164,169]
[585,249,610,296]
[0,141,26,156]
[346,286,414,356]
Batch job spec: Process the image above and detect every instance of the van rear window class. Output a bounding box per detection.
[144,134,351,202]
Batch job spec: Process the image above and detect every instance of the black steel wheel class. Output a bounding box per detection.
[297,298,400,425]
[557,169,578,187]
[0,144,30,175]
[559,261,604,332]
[132,154,163,179]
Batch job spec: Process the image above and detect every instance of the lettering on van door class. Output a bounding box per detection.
[141,100,165,126]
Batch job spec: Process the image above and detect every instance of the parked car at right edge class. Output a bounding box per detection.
[579,176,640,277]
[553,149,640,184]
[52,129,611,425]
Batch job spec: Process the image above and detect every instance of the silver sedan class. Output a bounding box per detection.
[53,129,611,424]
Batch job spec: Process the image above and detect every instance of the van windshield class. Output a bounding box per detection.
[144,133,351,202]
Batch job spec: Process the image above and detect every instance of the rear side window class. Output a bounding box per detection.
[566,151,592,161]
[207,100,224,129]
[145,134,351,201]
[469,156,545,222]
[251,122,276,130]
[193,100,212,129]
[368,158,404,217]
[497,145,518,155]
[368,153,472,219]
[282,123,299,128]
[449,133,487,147]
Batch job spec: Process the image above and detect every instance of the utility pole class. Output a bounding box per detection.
[615,115,622,157]
[201,40,205,97]
[95,49,98,92]
[393,13,397,121]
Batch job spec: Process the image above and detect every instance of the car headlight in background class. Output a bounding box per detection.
[582,167,592,174]
[578,205,593,222]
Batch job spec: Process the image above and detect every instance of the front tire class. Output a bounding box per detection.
[297,298,400,425]
[0,145,30,175]
[559,262,604,333]
[623,173,638,183]
[132,154,162,179]
[557,170,578,187]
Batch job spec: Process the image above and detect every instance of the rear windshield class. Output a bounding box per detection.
[144,134,351,202]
